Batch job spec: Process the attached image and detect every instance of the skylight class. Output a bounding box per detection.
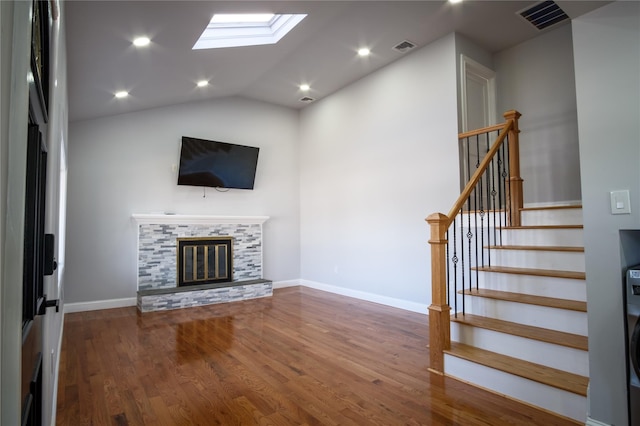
[193,13,307,49]
[210,14,275,24]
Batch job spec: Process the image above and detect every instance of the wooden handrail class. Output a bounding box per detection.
[446,120,513,226]
[458,122,509,140]
[426,110,522,374]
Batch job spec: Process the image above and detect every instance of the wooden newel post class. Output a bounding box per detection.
[504,110,523,227]
[426,213,451,374]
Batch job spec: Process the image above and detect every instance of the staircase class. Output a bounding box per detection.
[443,205,588,423]
[426,111,589,424]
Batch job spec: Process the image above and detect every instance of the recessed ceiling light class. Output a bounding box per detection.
[193,13,307,49]
[449,0,463,4]
[358,48,371,57]
[133,37,150,47]
[197,80,209,87]
[299,84,310,92]
[115,91,129,99]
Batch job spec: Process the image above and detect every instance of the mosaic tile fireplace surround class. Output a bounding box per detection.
[132,214,272,312]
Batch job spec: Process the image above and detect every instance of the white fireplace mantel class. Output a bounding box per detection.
[131,214,269,225]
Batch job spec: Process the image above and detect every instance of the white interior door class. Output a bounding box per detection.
[460,55,496,132]
[459,55,497,196]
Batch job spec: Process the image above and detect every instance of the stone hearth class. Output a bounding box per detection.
[132,214,271,312]
[136,279,272,313]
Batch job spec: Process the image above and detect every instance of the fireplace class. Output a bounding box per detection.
[133,214,268,291]
[177,237,233,287]
[132,214,272,312]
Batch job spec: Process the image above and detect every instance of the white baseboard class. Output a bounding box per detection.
[64,297,137,313]
[62,280,428,316]
[586,418,612,426]
[272,279,302,289]
[299,279,428,314]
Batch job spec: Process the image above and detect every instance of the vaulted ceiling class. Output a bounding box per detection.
[65,1,608,122]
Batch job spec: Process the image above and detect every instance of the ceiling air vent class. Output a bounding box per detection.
[299,96,315,103]
[392,40,416,53]
[518,0,569,31]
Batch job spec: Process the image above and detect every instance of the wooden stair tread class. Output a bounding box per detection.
[450,313,588,350]
[506,225,583,230]
[473,265,585,280]
[487,245,584,252]
[445,342,588,396]
[459,288,587,312]
[520,205,582,212]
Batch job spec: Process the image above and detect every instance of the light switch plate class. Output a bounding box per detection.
[610,190,631,215]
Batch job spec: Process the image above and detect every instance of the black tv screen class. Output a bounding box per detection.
[177,137,259,190]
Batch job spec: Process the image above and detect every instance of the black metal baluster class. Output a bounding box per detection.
[467,195,473,293]
[446,228,450,308]
[465,136,475,291]
[497,136,505,246]
[466,136,471,193]
[459,208,466,315]
[485,132,492,267]
[451,218,459,317]
[473,177,480,290]
[490,131,498,250]
[505,135,512,226]
[477,135,485,268]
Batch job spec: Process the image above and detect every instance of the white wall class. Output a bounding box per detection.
[573,2,640,425]
[299,33,459,309]
[66,97,300,303]
[494,24,581,206]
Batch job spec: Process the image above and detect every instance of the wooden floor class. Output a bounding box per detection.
[56,286,578,425]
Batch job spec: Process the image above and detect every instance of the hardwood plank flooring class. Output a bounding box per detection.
[56,286,579,425]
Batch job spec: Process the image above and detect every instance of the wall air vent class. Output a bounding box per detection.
[300,96,315,103]
[392,40,416,53]
[518,0,569,31]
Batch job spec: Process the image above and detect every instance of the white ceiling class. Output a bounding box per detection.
[65,1,608,122]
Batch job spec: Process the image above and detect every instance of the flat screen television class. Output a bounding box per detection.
[177,136,259,190]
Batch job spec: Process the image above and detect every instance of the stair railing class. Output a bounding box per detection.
[426,110,521,374]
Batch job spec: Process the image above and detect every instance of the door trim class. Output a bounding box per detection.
[460,54,497,132]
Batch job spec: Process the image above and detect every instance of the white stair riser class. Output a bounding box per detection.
[456,297,588,336]
[501,228,583,246]
[444,355,586,423]
[451,322,589,376]
[476,273,586,301]
[487,249,585,272]
[521,208,584,227]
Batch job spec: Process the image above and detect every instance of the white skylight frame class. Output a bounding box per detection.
[193,13,307,50]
